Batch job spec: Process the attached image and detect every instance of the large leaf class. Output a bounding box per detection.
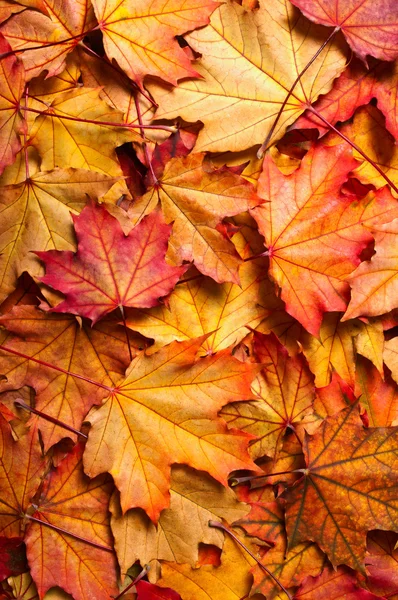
[0,33,24,175]
[156,536,255,600]
[344,218,398,320]
[291,0,398,62]
[221,332,315,462]
[285,404,398,570]
[148,0,347,152]
[0,305,145,448]
[25,443,118,600]
[251,142,398,335]
[132,153,261,283]
[92,0,218,87]
[110,464,249,575]
[37,202,185,323]
[0,169,117,302]
[83,336,259,521]
[1,0,96,80]
[0,413,45,537]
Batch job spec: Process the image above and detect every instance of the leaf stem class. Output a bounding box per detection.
[25,514,114,552]
[230,470,297,486]
[0,27,99,61]
[21,105,176,133]
[307,105,398,194]
[0,344,115,392]
[78,43,158,109]
[208,521,293,600]
[113,565,149,599]
[257,26,339,158]
[14,400,88,439]
[119,305,133,362]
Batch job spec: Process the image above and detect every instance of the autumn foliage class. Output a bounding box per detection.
[2,0,398,599]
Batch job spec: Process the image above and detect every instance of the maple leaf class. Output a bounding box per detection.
[156,536,255,600]
[285,404,398,570]
[0,169,118,303]
[0,305,144,448]
[221,332,315,462]
[125,256,270,354]
[1,0,96,80]
[83,335,259,521]
[0,33,24,175]
[234,488,325,599]
[91,0,219,88]
[148,0,347,152]
[0,413,46,537]
[295,565,382,600]
[344,218,398,320]
[25,443,119,600]
[28,87,139,175]
[110,464,248,576]
[355,356,398,427]
[36,202,185,324]
[366,530,398,599]
[251,142,398,335]
[291,0,398,62]
[130,152,261,284]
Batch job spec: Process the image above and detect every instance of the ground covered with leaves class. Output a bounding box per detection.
[1,0,398,599]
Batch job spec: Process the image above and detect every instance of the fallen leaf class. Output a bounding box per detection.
[221,332,315,462]
[0,305,145,448]
[25,443,118,600]
[252,143,398,335]
[285,404,398,570]
[290,0,398,62]
[131,153,261,283]
[92,0,218,87]
[0,169,118,302]
[36,202,185,323]
[148,0,347,152]
[110,464,248,575]
[83,336,259,521]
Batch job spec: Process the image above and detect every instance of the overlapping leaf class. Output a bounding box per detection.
[1,0,96,80]
[92,0,218,87]
[149,0,347,152]
[221,332,315,462]
[0,169,117,302]
[0,413,45,537]
[285,404,398,570]
[37,202,185,323]
[83,335,259,521]
[156,536,255,600]
[291,0,398,61]
[131,152,261,283]
[0,305,145,448]
[25,443,118,600]
[110,464,248,575]
[345,218,398,319]
[252,142,398,335]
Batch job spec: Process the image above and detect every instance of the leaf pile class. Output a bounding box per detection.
[1,0,398,599]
